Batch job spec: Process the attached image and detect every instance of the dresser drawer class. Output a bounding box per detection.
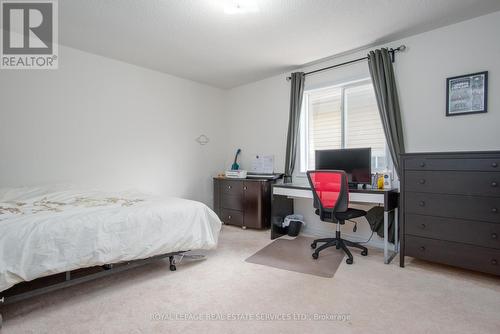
[406,214,500,249]
[405,171,500,196]
[405,235,500,275]
[220,209,243,226]
[405,192,500,223]
[405,157,500,171]
[221,194,244,211]
[220,180,243,197]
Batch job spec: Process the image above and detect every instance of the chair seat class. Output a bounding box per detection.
[314,208,367,222]
[335,208,367,221]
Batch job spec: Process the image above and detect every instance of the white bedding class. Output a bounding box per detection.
[0,185,222,292]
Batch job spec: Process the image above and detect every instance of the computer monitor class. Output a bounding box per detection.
[315,148,371,186]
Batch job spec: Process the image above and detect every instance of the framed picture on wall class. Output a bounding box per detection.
[446,71,488,116]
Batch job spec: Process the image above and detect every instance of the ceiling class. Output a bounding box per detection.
[59,0,500,88]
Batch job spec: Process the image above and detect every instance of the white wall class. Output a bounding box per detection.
[397,11,500,152]
[0,45,227,206]
[224,11,500,244]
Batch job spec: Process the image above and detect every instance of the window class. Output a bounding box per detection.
[299,80,390,173]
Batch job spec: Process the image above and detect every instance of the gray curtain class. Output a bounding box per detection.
[284,72,305,183]
[367,49,405,175]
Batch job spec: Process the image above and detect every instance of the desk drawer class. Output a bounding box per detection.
[405,192,500,223]
[221,194,244,211]
[220,180,243,197]
[405,157,500,171]
[405,171,500,197]
[220,209,243,226]
[405,235,500,275]
[406,214,500,249]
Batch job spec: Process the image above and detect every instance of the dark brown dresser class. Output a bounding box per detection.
[400,151,500,275]
[213,177,274,229]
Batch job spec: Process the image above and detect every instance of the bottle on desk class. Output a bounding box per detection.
[383,172,392,189]
[377,174,384,189]
[372,172,392,189]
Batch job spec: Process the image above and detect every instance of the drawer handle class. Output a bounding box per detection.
[419,246,425,252]
[420,223,426,229]
[228,215,232,219]
[492,233,498,239]
[227,185,232,189]
[492,181,498,187]
[492,162,498,168]
[492,208,498,213]
[419,179,426,185]
[419,201,425,207]
[419,162,426,167]
[492,259,498,266]
[243,186,247,190]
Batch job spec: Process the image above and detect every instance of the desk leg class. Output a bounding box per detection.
[394,208,399,253]
[384,211,389,264]
[271,194,294,240]
[384,208,399,264]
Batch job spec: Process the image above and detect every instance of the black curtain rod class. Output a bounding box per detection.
[286,45,406,80]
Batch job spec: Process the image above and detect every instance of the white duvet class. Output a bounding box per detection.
[0,185,222,293]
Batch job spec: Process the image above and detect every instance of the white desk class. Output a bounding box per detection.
[272,184,399,264]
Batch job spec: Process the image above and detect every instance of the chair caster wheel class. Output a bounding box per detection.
[311,243,317,249]
[361,250,368,256]
[168,256,176,271]
[312,252,319,259]
[346,258,353,265]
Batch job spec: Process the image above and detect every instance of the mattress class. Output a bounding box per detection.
[0,185,222,292]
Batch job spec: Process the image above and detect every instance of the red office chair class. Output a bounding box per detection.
[307,170,368,264]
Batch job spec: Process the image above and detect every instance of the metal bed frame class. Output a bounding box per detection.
[0,251,185,328]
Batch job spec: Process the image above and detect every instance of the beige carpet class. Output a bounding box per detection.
[1,226,500,334]
[245,236,345,277]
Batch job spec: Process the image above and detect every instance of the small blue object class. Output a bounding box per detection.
[231,149,241,170]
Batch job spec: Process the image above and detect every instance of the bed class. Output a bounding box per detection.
[0,185,222,325]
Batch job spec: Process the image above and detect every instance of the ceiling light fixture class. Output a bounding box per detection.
[224,0,259,15]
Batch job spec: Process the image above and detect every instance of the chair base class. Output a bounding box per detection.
[311,231,368,264]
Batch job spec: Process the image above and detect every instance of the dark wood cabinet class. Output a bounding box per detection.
[213,177,274,229]
[401,151,500,275]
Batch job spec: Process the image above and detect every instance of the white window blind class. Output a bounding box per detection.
[306,87,342,168]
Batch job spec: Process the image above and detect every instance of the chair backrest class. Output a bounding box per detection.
[306,170,349,214]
